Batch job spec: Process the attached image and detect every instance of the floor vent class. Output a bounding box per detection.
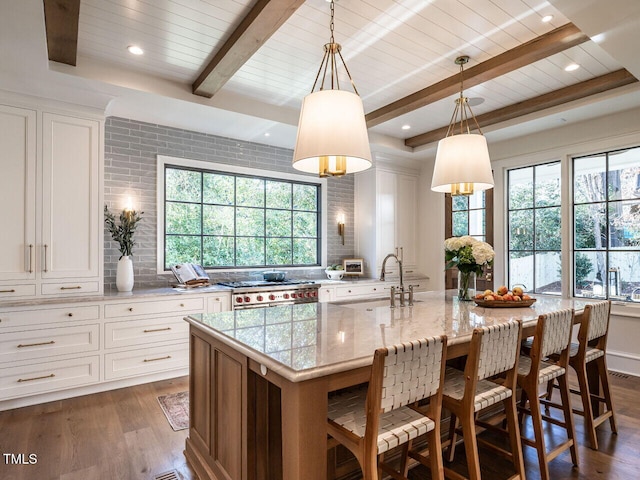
[609,370,629,379]
[154,471,179,480]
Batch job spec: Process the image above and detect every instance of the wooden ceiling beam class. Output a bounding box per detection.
[404,69,638,148]
[193,0,305,98]
[43,0,80,66]
[366,23,589,127]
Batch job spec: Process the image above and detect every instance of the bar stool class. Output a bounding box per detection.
[517,308,577,480]
[439,320,525,480]
[546,300,617,450]
[327,336,448,480]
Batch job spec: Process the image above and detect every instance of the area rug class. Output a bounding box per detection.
[157,391,189,431]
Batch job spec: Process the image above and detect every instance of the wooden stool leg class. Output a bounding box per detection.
[596,356,618,433]
[503,397,525,479]
[558,374,579,466]
[398,442,410,477]
[447,413,459,463]
[427,429,445,480]
[527,385,551,480]
[460,412,482,480]
[575,359,598,450]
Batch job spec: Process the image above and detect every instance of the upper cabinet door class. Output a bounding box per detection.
[0,105,36,281]
[41,113,100,279]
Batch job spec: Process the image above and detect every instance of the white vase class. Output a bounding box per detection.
[116,256,134,292]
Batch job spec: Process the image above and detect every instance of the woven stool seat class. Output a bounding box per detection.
[517,355,566,384]
[442,366,512,411]
[568,343,605,362]
[328,385,436,454]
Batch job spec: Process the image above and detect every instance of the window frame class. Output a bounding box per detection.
[156,155,328,274]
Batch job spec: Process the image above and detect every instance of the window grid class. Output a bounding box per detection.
[164,165,321,270]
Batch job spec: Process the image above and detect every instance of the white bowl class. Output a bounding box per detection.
[325,269,344,280]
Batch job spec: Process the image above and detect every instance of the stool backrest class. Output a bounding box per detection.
[477,321,522,380]
[539,309,574,358]
[586,301,611,342]
[378,336,446,413]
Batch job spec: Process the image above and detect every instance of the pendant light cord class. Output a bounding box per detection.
[309,0,360,95]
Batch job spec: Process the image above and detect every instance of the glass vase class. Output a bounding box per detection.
[457,270,476,301]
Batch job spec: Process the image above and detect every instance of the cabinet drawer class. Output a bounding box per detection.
[335,284,387,298]
[104,297,205,318]
[0,284,37,299]
[104,343,188,380]
[105,316,189,349]
[0,305,100,329]
[0,355,100,400]
[41,281,100,296]
[318,287,335,302]
[0,324,99,364]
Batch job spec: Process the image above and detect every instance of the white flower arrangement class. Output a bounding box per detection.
[444,235,495,275]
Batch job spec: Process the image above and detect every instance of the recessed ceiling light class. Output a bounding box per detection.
[264,133,271,137]
[565,63,580,72]
[401,124,411,130]
[541,15,553,23]
[127,45,144,55]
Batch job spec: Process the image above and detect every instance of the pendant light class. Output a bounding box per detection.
[292,0,372,178]
[431,56,494,196]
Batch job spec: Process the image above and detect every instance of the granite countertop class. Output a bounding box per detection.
[186,291,596,383]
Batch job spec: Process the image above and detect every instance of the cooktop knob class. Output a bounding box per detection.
[256,295,263,301]
[269,294,276,301]
[283,293,290,299]
[244,296,251,303]
[236,297,243,303]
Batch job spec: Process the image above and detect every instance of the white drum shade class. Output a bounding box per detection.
[431,133,494,194]
[293,89,372,175]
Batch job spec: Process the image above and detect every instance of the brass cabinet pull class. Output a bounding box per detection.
[180,303,185,307]
[17,340,55,348]
[128,307,134,312]
[28,244,33,273]
[143,327,172,333]
[60,286,82,290]
[0,289,16,293]
[18,373,55,383]
[373,288,377,291]
[406,270,414,274]
[67,313,73,317]
[43,244,48,273]
[143,355,171,362]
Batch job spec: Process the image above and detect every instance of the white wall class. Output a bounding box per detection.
[418,105,640,376]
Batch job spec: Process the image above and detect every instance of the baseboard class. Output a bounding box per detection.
[606,350,640,378]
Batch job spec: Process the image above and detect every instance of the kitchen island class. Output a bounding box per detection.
[184,291,596,480]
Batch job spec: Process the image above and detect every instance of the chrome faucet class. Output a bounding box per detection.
[381,253,404,305]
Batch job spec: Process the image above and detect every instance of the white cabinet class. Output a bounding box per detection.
[0,302,102,402]
[355,167,419,278]
[41,113,101,284]
[0,100,103,299]
[207,292,231,312]
[0,105,36,284]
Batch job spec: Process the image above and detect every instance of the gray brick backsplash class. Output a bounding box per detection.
[104,117,355,291]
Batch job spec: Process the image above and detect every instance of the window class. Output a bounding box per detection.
[573,146,640,301]
[161,161,322,270]
[445,190,494,292]
[451,191,488,241]
[507,162,562,294]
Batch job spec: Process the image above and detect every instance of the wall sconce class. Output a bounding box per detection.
[337,213,345,245]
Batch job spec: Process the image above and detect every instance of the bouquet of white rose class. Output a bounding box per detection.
[444,235,495,275]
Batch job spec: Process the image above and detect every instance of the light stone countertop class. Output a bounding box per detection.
[185,290,597,383]
[0,284,232,309]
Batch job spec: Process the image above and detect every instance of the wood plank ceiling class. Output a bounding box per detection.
[43,0,637,150]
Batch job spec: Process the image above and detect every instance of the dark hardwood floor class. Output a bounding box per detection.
[1,372,639,480]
